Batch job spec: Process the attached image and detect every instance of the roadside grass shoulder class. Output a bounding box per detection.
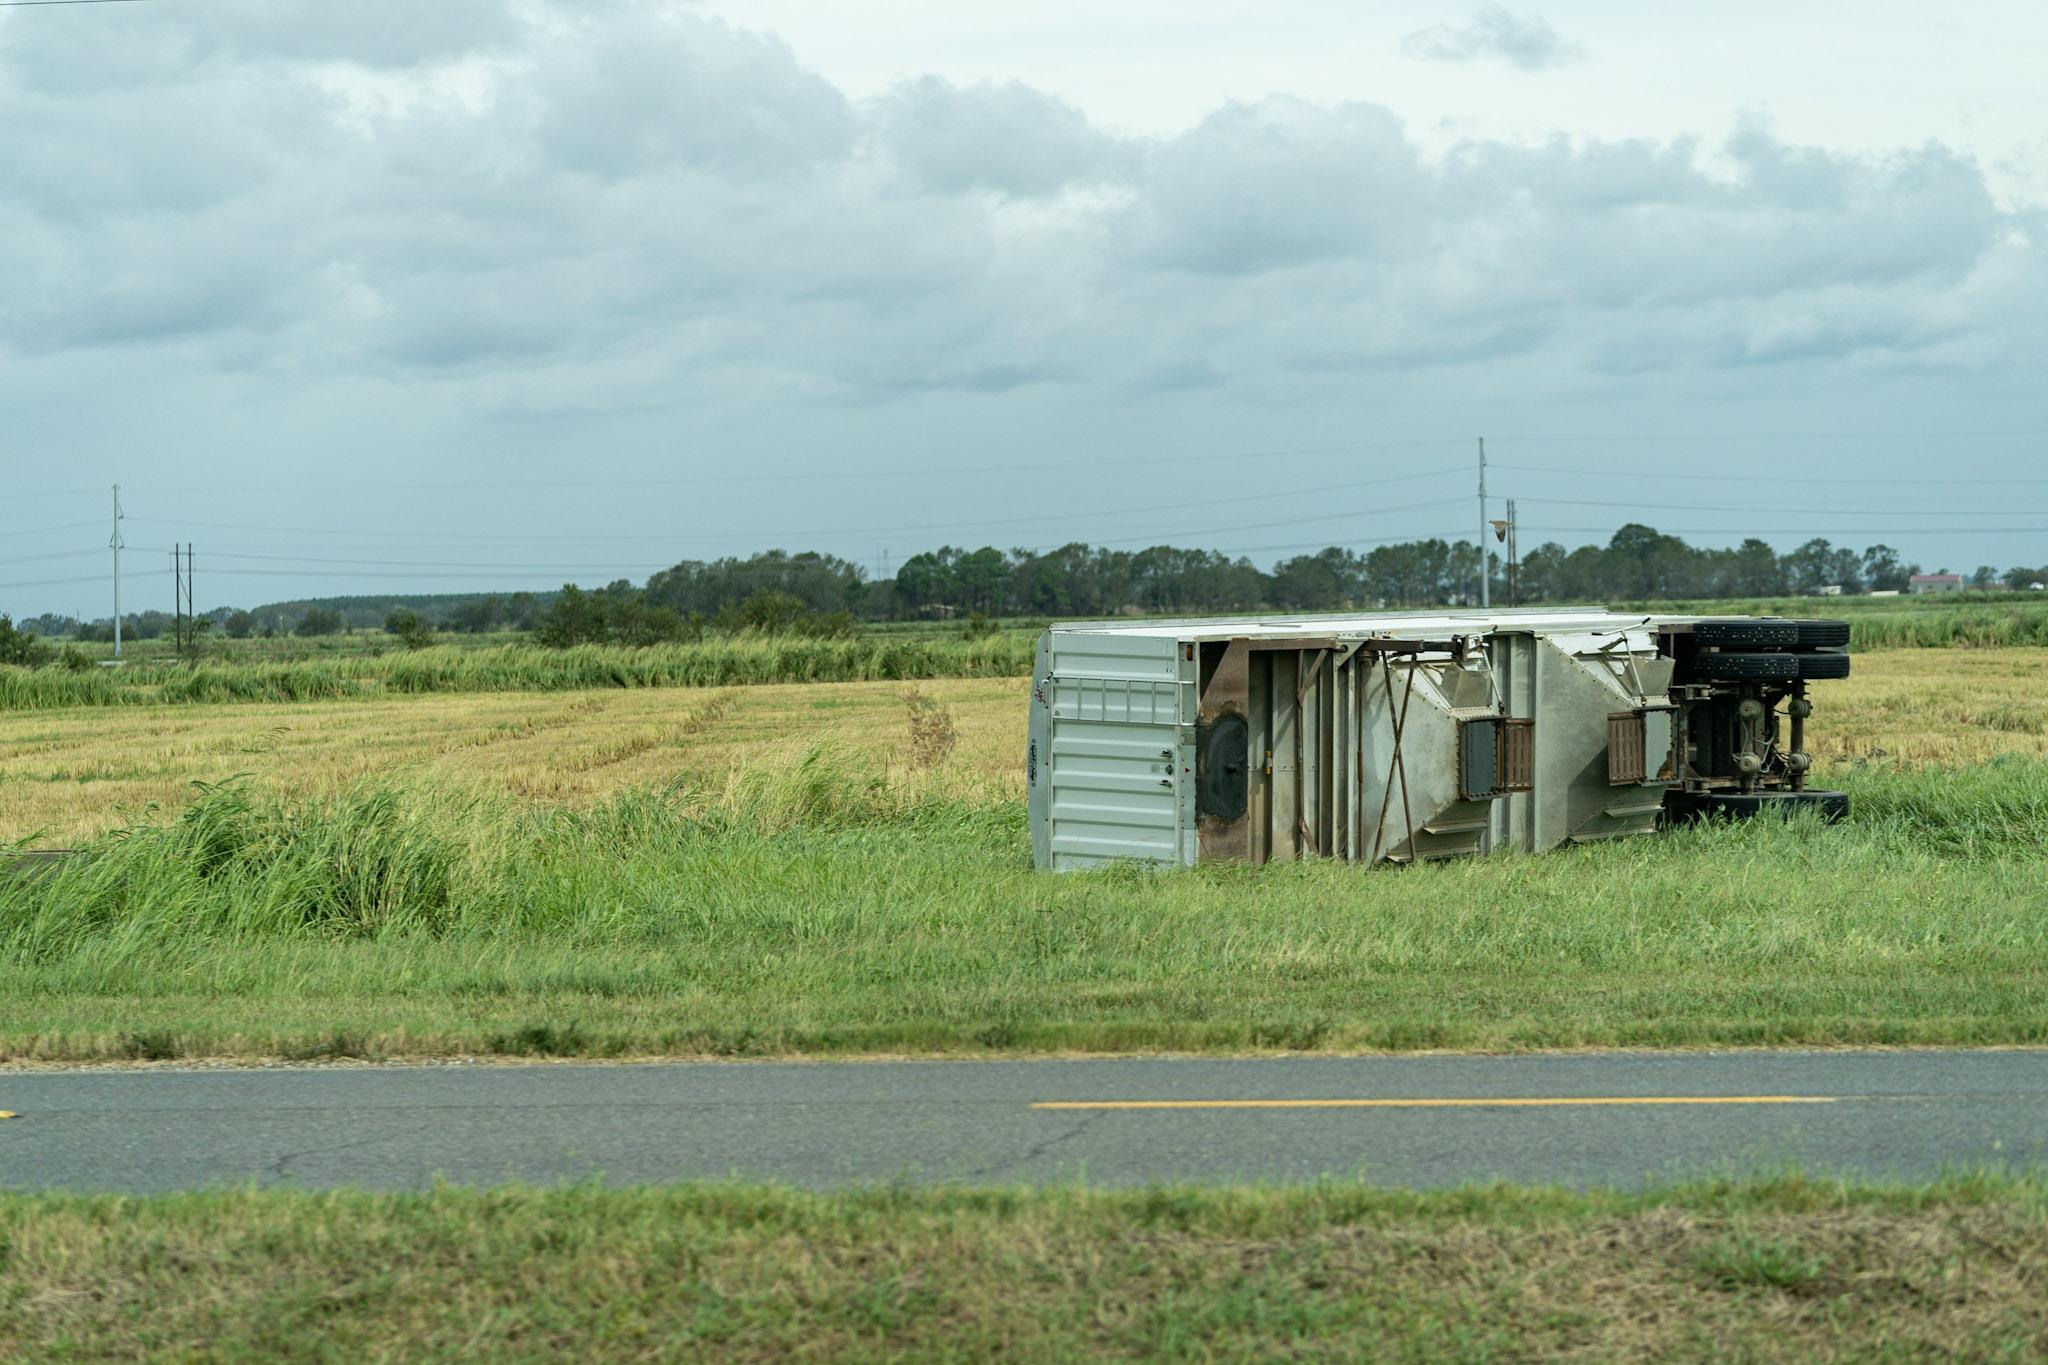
[3,1172,2045,1360]
[5,756,2048,1061]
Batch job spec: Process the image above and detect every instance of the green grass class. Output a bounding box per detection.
[3,1173,2046,1360]
[1606,593,2048,649]
[16,597,2045,713]
[6,755,2048,1061]
[0,634,1037,710]
[60,628,538,663]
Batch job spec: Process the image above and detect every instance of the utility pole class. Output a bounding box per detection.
[1505,498,1518,606]
[1476,438,1489,609]
[171,543,195,654]
[109,484,124,659]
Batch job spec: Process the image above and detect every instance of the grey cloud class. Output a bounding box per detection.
[174,0,523,68]
[0,0,2031,400]
[0,0,520,94]
[1403,7,1586,70]
[872,76,1119,197]
[1130,98,1426,274]
[527,12,852,179]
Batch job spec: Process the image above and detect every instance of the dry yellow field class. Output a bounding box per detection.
[1810,647,2048,766]
[1,648,2044,843]
[0,679,1024,844]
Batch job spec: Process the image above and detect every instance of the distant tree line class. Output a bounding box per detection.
[878,529,2018,618]
[14,529,2048,654]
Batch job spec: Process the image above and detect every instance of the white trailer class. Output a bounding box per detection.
[1027,608,1849,871]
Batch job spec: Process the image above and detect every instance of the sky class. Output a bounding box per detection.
[2,0,2045,617]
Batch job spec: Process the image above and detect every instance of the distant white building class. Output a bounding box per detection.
[1909,573,1965,594]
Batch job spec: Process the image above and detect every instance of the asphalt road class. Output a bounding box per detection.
[3,1051,2044,1193]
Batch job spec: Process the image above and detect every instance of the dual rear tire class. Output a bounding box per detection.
[1679,618,1850,683]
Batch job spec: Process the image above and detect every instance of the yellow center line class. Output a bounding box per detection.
[1031,1095,1841,1111]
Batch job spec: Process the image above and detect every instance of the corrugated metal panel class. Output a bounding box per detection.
[1048,714,1181,869]
[1048,632,1179,681]
[1608,711,1646,785]
[1044,632,1187,870]
[1050,676,1180,725]
[1498,718,1535,793]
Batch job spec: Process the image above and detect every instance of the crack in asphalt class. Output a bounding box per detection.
[961,1109,1106,1181]
[265,1123,433,1183]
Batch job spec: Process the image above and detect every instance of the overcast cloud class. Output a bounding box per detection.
[1,0,2043,612]
[1402,7,1587,70]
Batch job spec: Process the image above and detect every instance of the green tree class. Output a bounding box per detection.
[1272,548,1363,611]
[1780,539,1838,596]
[448,597,504,634]
[1861,545,1910,594]
[296,607,345,637]
[384,609,434,649]
[507,592,541,631]
[534,585,604,647]
[0,615,54,667]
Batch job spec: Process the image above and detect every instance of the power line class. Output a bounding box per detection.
[1494,462,2048,487]
[0,569,167,592]
[196,551,686,572]
[1092,496,1470,549]
[1197,529,1474,558]
[62,501,1475,580]
[1513,496,2048,517]
[197,568,680,582]
[115,428,2048,498]
[128,438,1473,495]
[0,547,111,567]
[0,518,103,540]
[193,532,1497,580]
[0,0,151,7]
[1491,428,2048,444]
[1519,525,2048,538]
[124,468,1467,547]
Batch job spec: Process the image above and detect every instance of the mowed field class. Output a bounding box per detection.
[4,649,2048,844]
[0,678,1024,844]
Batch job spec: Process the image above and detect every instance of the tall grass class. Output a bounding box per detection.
[1840,605,2048,650]
[1604,595,2048,649]
[7,755,2048,1059]
[0,634,1038,711]
[13,601,2047,713]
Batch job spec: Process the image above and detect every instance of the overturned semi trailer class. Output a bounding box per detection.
[1027,609,1849,871]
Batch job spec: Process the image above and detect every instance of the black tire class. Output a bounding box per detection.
[1795,650,1851,680]
[1689,651,1799,681]
[1667,789,1848,824]
[1790,618,1851,649]
[1691,619,1800,649]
